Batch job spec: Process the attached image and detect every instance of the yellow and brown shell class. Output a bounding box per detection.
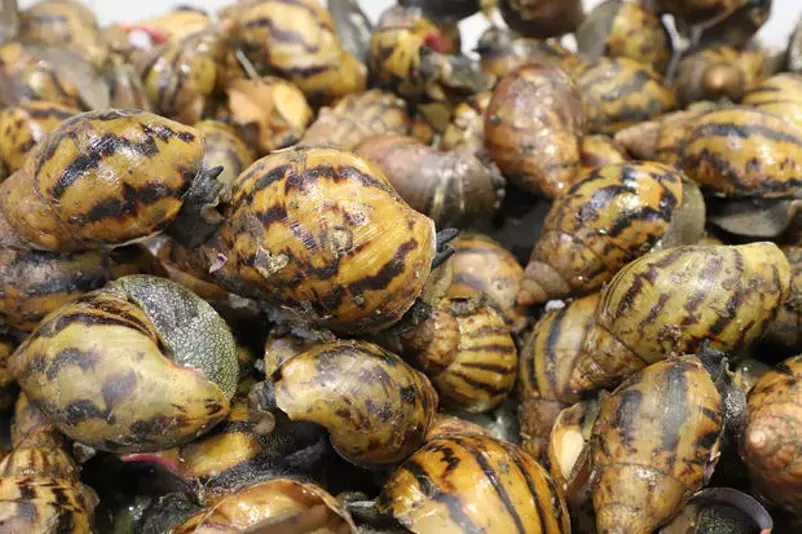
[0,42,83,109]
[196,120,255,185]
[579,134,627,178]
[674,46,765,106]
[764,246,802,349]
[743,73,802,132]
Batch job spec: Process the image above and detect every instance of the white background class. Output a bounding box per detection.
[19,0,802,50]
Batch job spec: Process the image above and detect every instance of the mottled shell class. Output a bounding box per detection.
[230,0,365,102]
[580,134,627,178]
[656,0,742,26]
[741,355,802,512]
[19,0,107,68]
[518,294,598,459]
[378,434,570,533]
[679,107,802,198]
[440,92,491,162]
[356,135,503,229]
[271,340,438,466]
[0,101,77,180]
[139,29,225,125]
[11,392,64,450]
[477,27,586,79]
[301,90,412,151]
[592,356,723,534]
[576,0,672,74]
[485,64,585,199]
[0,247,110,331]
[0,336,15,413]
[222,76,312,155]
[743,73,802,131]
[196,120,255,185]
[0,109,202,252]
[203,146,436,334]
[498,0,583,38]
[425,414,491,441]
[579,57,677,135]
[572,243,790,393]
[0,447,98,534]
[173,479,356,533]
[0,42,82,109]
[9,275,238,453]
[764,247,802,349]
[445,233,525,331]
[400,298,517,412]
[518,162,704,306]
[674,46,765,106]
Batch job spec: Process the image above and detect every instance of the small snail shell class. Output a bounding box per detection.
[679,107,802,198]
[476,26,586,79]
[265,340,438,466]
[572,242,790,393]
[518,162,705,306]
[0,101,77,181]
[356,134,503,229]
[263,330,320,377]
[674,46,765,107]
[763,246,802,351]
[301,90,412,151]
[201,146,437,334]
[498,0,583,39]
[743,73,802,131]
[592,355,724,534]
[221,76,313,155]
[579,134,627,178]
[10,275,239,453]
[400,297,517,413]
[172,479,357,534]
[196,120,256,186]
[445,233,526,331]
[377,434,570,533]
[485,64,586,199]
[101,53,152,110]
[578,57,677,135]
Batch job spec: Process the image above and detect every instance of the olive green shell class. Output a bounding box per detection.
[377,434,570,533]
[173,479,357,533]
[518,162,704,306]
[579,57,677,135]
[0,109,203,252]
[400,298,517,413]
[743,73,802,132]
[572,243,790,393]
[0,247,110,331]
[271,340,438,466]
[0,446,98,534]
[202,146,437,334]
[592,356,723,534]
[445,233,526,331]
[10,275,237,453]
[0,101,78,181]
[485,64,585,199]
[764,247,802,349]
[196,120,255,185]
[139,29,225,125]
[679,107,802,198]
[301,89,413,151]
[742,355,802,512]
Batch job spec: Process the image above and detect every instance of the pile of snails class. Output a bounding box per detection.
[1,0,802,532]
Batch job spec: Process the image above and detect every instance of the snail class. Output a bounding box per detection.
[485,64,586,199]
[497,0,583,39]
[398,0,480,23]
[301,90,412,151]
[0,100,78,181]
[517,162,705,306]
[101,53,152,110]
[693,0,772,50]
[377,433,570,533]
[763,246,802,351]
[742,73,802,131]
[476,26,586,79]
[199,146,443,334]
[355,134,504,229]
[575,0,672,74]
[571,242,790,393]
[255,340,438,467]
[0,334,16,413]
[0,42,85,109]
[220,76,313,156]
[398,296,517,413]
[0,109,228,252]
[196,120,256,186]
[674,46,765,106]
[592,355,724,533]
[440,92,491,165]
[10,274,239,453]
[579,135,627,178]
[578,57,677,135]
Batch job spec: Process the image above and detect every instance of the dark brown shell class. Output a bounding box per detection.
[485,64,585,199]
[355,134,503,229]
[0,334,16,413]
[498,0,583,38]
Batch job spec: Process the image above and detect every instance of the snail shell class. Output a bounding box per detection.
[498,0,583,39]
[196,120,255,186]
[476,27,586,79]
[674,46,765,107]
[743,73,802,131]
[579,134,627,178]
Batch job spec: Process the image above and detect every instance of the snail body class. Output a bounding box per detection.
[10,275,238,453]
[518,162,705,306]
[592,356,724,533]
[571,243,790,392]
[485,64,585,199]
